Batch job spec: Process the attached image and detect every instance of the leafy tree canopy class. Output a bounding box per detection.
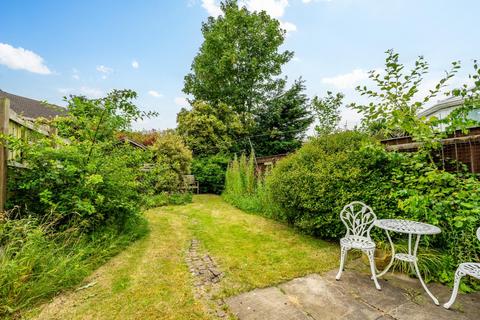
[311,91,343,136]
[252,79,313,156]
[181,0,314,157]
[350,49,460,140]
[183,0,292,117]
[176,101,244,156]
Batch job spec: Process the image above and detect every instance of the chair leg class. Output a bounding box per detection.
[366,249,381,290]
[443,268,464,309]
[336,246,348,280]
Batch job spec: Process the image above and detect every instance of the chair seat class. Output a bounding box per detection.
[340,235,375,250]
[459,263,480,279]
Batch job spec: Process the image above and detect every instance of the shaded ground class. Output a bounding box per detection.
[26,195,338,319]
[227,268,480,320]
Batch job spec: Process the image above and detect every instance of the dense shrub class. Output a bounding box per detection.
[265,131,396,238]
[389,152,480,286]
[192,154,230,194]
[7,141,145,231]
[146,130,192,193]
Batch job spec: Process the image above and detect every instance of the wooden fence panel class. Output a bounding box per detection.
[0,98,9,212]
[381,127,480,174]
[0,97,52,211]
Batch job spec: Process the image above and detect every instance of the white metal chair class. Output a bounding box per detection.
[443,227,480,309]
[336,201,381,290]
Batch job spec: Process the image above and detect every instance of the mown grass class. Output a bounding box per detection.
[183,195,339,297]
[28,195,339,319]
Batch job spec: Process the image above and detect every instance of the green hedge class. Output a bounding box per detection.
[266,131,397,239]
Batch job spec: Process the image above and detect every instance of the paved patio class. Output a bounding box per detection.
[226,268,480,320]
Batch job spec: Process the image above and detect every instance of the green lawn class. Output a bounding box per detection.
[28,195,339,319]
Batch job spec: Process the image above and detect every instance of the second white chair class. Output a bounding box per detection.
[443,227,480,309]
[335,201,381,290]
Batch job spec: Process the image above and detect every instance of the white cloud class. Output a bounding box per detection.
[58,86,104,99]
[0,43,51,74]
[322,69,370,89]
[148,90,163,98]
[174,97,189,107]
[96,65,113,80]
[96,65,113,74]
[202,0,222,16]
[132,60,139,69]
[243,0,289,18]
[302,0,333,3]
[199,1,297,33]
[280,21,297,33]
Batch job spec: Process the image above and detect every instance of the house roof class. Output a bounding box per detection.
[0,89,66,119]
[119,136,148,150]
[418,96,464,117]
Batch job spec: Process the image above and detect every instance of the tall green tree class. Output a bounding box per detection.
[311,91,343,136]
[183,0,292,119]
[182,0,313,157]
[251,79,313,156]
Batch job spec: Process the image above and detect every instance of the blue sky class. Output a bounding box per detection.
[0,0,478,130]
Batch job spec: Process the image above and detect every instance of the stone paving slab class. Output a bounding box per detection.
[278,274,381,319]
[226,269,480,320]
[225,287,312,320]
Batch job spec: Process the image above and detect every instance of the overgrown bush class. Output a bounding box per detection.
[389,152,480,287]
[192,154,230,194]
[146,130,192,193]
[7,141,145,231]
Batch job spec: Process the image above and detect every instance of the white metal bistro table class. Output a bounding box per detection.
[374,219,441,305]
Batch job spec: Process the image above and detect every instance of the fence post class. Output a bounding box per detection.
[0,98,10,212]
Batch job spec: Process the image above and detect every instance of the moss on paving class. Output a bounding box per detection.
[28,195,338,320]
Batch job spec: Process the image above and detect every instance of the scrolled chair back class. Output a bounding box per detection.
[340,201,376,238]
[477,227,480,241]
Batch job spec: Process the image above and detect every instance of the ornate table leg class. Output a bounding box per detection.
[411,234,439,305]
[376,230,395,278]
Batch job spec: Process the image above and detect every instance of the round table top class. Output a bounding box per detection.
[375,219,441,235]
